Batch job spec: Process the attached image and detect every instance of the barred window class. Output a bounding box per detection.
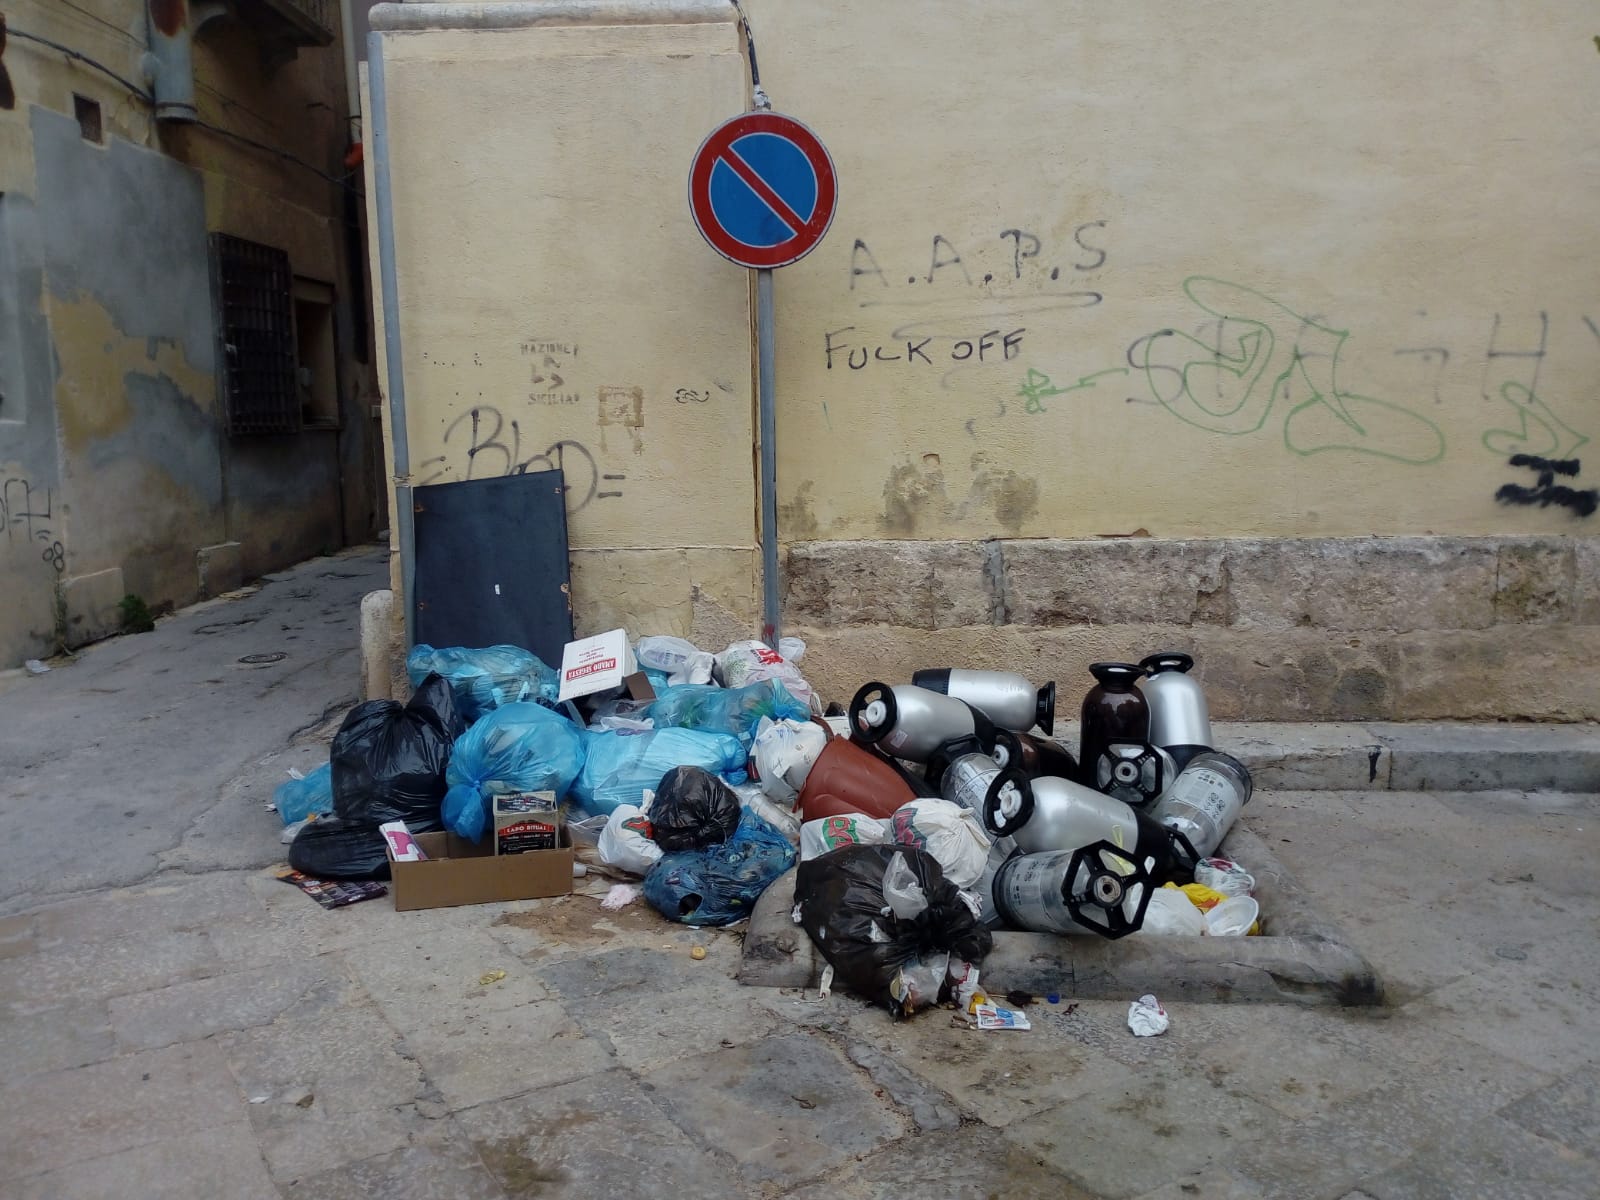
[210,233,299,435]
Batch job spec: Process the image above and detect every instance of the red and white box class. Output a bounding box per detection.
[557,628,637,702]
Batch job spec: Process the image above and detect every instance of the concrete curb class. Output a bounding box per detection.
[739,824,1383,1008]
[1046,720,1600,793]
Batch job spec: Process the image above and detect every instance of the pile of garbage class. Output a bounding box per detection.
[269,637,1261,1017]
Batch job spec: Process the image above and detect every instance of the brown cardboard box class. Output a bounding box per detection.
[493,791,561,855]
[387,830,574,911]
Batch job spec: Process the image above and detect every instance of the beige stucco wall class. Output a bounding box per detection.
[742,0,1600,541]
[368,8,759,639]
[367,1,1599,714]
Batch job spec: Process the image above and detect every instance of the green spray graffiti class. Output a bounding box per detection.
[1482,382,1590,460]
[1017,367,1127,413]
[1130,277,1446,464]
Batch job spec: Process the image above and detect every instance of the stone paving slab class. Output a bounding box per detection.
[742,821,1384,1007]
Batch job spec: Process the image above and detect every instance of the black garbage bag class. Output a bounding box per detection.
[795,844,993,1018]
[329,673,464,829]
[649,765,742,851]
[287,817,392,881]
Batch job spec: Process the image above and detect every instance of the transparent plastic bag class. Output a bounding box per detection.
[645,679,810,749]
[572,727,749,817]
[715,639,814,706]
[274,763,333,826]
[406,643,559,721]
[441,702,586,842]
[635,636,714,686]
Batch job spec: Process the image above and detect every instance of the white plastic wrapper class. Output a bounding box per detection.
[1194,857,1256,897]
[1137,888,1209,937]
[888,798,993,891]
[635,636,715,686]
[730,781,801,843]
[751,717,828,806]
[799,813,889,861]
[596,804,663,876]
[715,639,815,705]
[1127,994,1170,1037]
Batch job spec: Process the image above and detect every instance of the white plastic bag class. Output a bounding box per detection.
[799,813,889,861]
[715,639,815,705]
[1137,887,1209,937]
[887,798,993,891]
[597,804,663,876]
[636,636,715,686]
[881,851,929,920]
[751,717,828,806]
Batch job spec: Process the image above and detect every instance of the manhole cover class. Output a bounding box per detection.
[238,652,286,665]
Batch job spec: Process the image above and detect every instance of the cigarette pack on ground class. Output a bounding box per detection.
[379,821,427,862]
[558,628,636,702]
[493,791,562,855]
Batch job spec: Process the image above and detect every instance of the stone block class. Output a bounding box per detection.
[783,1125,1098,1200]
[283,1131,508,1200]
[1503,1064,1600,1150]
[1191,628,1401,721]
[1358,1115,1599,1200]
[1002,538,1229,627]
[59,566,125,648]
[197,540,244,598]
[0,1002,115,1080]
[1389,626,1600,721]
[457,1069,747,1200]
[640,1032,904,1188]
[0,931,221,1018]
[0,1040,247,1181]
[109,959,346,1052]
[1574,537,1600,624]
[1228,538,1497,632]
[1493,539,1575,624]
[13,1125,279,1200]
[784,539,991,629]
[221,1004,434,1181]
[1004,1068,1282,1198]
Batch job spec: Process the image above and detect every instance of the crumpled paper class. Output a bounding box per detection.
[1127,993,1169,1037]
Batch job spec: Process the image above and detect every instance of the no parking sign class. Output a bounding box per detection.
[688,111,837,269]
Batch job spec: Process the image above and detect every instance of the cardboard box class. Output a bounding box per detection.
[557,628,636,701]
[387,830,574,911]
[493,791,561,855]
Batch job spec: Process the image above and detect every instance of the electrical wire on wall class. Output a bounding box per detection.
[728,0,770,109]
[5,22,360,195]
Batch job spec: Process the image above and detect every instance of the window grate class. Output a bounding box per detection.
[210,233,299,435]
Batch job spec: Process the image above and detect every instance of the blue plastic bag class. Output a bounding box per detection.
[572,727,748,817]
[442,703,586,842]
[643,808,797,926]
[274,763,333,826]
[643,679,810,748]
[407,644,559,722]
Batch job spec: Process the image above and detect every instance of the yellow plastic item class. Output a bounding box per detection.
[690,945,708,960]
[1163,881,1230,912]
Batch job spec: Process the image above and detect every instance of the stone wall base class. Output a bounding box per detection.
[783,536,1600,722]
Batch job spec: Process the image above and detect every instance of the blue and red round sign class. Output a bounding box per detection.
[689,112,837,269]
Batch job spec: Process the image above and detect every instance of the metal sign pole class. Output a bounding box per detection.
[757,267,780,647]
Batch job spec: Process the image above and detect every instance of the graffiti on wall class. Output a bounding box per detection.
[1127,277,1447,464]
[1495,455,1597,518]
[413,405,621,512]
[1,476,63,572]
[847,222,1109,297]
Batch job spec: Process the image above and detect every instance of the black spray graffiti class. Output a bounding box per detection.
[1,476,63,572]
[1494,455,1597,518]
[413,406,619,511]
